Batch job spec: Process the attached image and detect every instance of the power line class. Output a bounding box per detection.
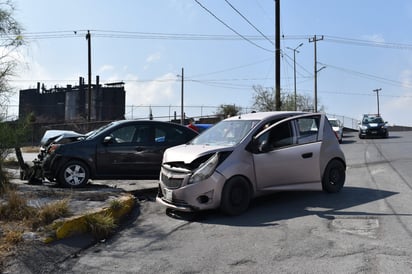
[17,30,273,41]
[223,0,273,45]
[318,62,409,88]
[283,34,412,50]
[17,30,412,51]
[324,35,412,50]
[193,0,273,53]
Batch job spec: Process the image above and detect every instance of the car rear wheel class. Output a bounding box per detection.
[322,159,345,193]
[220,176,251,216]
[58,160,90,188]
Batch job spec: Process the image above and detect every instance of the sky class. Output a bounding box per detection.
[6,0,412,126]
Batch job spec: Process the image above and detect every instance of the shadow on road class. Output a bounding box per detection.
[167,186,400,226]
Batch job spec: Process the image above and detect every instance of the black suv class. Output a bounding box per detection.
[358,115,389,139]
[41,120,198,188]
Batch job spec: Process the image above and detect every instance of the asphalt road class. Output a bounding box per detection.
[31,132,412,273]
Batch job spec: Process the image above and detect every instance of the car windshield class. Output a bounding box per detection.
[86,122,115,140]
[190,119,259,146]
[363,117,383,124]
[329,119,339,127]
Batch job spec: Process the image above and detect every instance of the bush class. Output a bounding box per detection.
[83,213,117,240]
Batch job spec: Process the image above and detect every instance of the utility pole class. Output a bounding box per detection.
[309,35,323,112]
[86,30,92,121]
[287,43,303,111]
[181,67,184,125]
[373,88,381,116]
[275,0,281,111]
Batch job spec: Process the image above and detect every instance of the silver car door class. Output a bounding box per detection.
[252,114,323,190]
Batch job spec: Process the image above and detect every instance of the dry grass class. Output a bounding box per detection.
[29,198,71,230]
[0,189,36,220]
[21,146,40,153]
[0,187,72,266]
[3,230,23,245]
[109,199,123,211]
[83,213,117,240]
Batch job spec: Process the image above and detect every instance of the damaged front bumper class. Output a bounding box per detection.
[156,165,226,212]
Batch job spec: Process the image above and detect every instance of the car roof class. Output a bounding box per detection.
[224,111,307,122]
[110,119,183,126]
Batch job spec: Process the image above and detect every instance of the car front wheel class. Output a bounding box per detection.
[58,160,90,188]
[322,159,345,193]
[220,176,251,216]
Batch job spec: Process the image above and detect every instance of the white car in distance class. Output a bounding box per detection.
[328,117,343,144]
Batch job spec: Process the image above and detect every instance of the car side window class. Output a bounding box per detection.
[159,126,187,144]
[256,121,294,152]
[268,121,294,149]
[155,127,167,143]
[135,126,154,144]
[110,126,136,143]
[296,116,320,144]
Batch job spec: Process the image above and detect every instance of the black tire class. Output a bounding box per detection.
[220,176,251,216]
[58,160,90,188]
[322,159,345,193]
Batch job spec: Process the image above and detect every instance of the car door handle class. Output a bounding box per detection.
[301,152,313,159]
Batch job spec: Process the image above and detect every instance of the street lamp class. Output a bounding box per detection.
[373,88,381,116]
[287,42,303,111]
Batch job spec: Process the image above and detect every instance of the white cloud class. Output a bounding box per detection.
[400,69,412,88]
[143,52,161,71]
[97,64,114,74]
[146,52,161,63]
[125,72,177,106]
[362,34,385,43]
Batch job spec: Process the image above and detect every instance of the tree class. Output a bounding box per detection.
[0,1,25,188]
[215,104,242,119]
[251,85,276,111]
[0,1,24,112]
[252,85,323,112]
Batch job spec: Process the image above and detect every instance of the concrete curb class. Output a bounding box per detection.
[43,194,136,243]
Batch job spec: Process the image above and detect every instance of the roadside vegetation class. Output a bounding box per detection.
[0,0,27,193]
[83,213,117,241]
[251,85,323,112]
[0,185,71,268]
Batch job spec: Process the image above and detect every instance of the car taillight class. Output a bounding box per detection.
[334,131,339,140]
[47,144,61,154]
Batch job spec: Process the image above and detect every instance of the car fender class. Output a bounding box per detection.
[52,142,98,178]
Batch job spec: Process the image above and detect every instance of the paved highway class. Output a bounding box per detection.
[55,131,412,273]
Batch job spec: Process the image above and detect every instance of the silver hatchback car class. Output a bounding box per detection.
[157,111,346,215]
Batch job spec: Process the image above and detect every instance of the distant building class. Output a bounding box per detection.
[19,76,125,122]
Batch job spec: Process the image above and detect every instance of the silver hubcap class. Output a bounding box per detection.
[64,165,86,185]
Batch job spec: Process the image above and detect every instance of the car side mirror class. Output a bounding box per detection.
[258,140,270,153]
[247,138,269,154]
[103,136,114,144]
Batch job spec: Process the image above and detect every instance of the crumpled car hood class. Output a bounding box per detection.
[163,144,229,164]
[40,130,85,146]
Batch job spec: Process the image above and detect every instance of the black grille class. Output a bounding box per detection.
[161,173,183,189]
